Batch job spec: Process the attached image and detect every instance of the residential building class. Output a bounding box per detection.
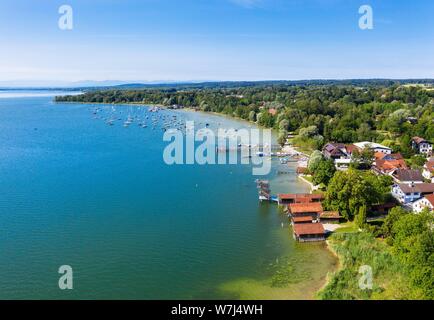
[392,169,424,184]
[412,194,434,213]
[411,136,433,155]
[322,143,356,170]
[422,159,434,183]
[323,143,352,160]
[353,141,392,154]
[392,183,434,204]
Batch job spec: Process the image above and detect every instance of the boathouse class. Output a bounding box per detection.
[291,216,313,224]
[278,193,324,205]
[288,202,323,220]
[293,223,326,242]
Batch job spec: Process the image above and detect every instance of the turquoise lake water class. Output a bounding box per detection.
[0,92,336,299]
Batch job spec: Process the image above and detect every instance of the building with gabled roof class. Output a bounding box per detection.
[411,136,432,155]
[277,193,323,205]
[293,223,325,242]
[353,141,392,154]
[412,194,434,213]
[392,183,434,204]
[392,169,424,184]
[422,159,434,183]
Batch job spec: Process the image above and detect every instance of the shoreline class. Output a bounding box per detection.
[316,239,341,298]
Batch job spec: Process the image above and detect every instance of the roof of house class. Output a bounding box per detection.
[397,183,434,194]
[412,136,430,145]
[292,216,313,223]
[425,194,434,207]
[375,152,404,160]
[393,169,424,182]
[289,202,323,214]
[278,193,324,201]
[323,143,346,155]
[424,160,434,173]
[293,223,325,236]
[320,211,341,219]
[323,143,356,156]
[345,144,358,154]
[353,141,391,150]
[375,159,407,172]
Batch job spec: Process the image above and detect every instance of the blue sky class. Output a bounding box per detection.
[0,0,433,85]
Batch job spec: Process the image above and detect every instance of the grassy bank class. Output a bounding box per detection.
[317,232,425,299]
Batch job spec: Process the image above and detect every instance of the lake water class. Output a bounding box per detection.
[0,92,337,299]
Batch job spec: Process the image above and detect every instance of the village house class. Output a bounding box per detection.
[392,169,424,184]
[288,202,323,227]
[322,143,356,170]
[322,143,352,160]
[392,182,434,204]
[411,136,433,155]
[352,141,392,155]
[323,142,393,170]
[412,194,434,213]
[291,216,313,224]
[422,159,434,183]
[293,223,326,242]
[373,153,407,175]
[277,193,323,205]
[288,202,323,222]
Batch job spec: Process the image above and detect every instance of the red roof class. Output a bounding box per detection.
[425,194,434,206]
[289,202,323,214]
[278,193,323,202]
[320,211,341,218]
[375,159,407,172]
[412,136,428,145]
[292,216,313,223]
[293,223,325,236]
[425,160,434,173]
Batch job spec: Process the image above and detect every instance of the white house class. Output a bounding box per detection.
[411,137,433,155]
[423,159,434,183]
[412,194,434,213]
[392,183,434,204]
[353,141,392,155]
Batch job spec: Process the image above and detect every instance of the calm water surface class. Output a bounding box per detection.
[0,93,336,299]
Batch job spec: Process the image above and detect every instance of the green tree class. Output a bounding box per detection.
[324,169,389,220]
[277,130,288,146]
[312,159,336,186]
[308,150,323,173]
[354,205,367,229]
[381,206,408,240]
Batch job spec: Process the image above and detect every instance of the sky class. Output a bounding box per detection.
[0,0,433,86]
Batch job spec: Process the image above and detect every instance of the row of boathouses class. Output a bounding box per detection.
[277,193,342,242]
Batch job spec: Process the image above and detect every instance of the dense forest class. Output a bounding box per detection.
[56,81,434,155]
